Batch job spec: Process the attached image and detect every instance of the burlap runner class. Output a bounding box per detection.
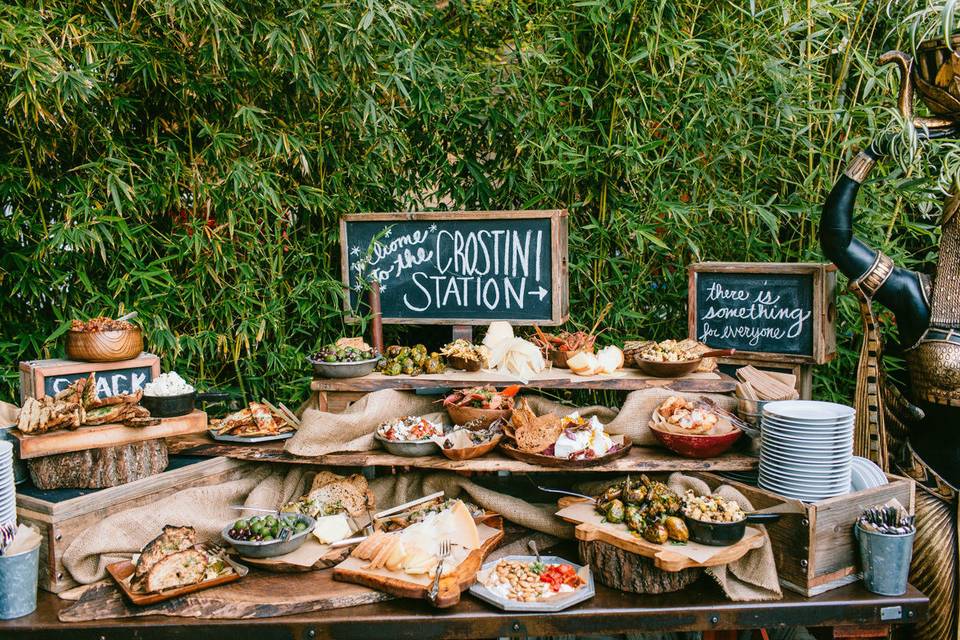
[666,472,782,601]
[287,388,733,456]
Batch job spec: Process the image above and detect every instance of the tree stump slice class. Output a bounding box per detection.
[578,539,701,594]
[28,439,169,489]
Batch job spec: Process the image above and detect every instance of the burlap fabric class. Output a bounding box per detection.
[665,472,781,601]
[286,388,734,456]
[0,401,17,426]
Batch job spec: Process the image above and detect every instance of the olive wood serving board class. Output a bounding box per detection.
[499,436,632,469]
[332,516,504,608]
[555,498,765,572]
[12,410,208,459]
[58,566,391,622]
[106,555,247,606]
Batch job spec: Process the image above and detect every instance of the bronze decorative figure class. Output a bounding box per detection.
[821,35,960,640]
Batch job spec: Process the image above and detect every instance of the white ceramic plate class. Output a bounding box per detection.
[760,456,852,474]
[763,401,855,422]
[761,416,855,433]
[760,439,853,455]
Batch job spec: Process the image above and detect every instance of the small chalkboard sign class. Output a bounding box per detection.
[19,354,161,403]
[687,263,836,364]
[340,210,569,325]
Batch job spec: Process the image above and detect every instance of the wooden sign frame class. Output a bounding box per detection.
[687,262,837,365]
[19,354,161,403]
[339,210,569,325]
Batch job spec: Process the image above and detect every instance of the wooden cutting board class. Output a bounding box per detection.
[58,566,391,622]
[333,517,504,608]
[556,499,765,572]
[13,410,208,459]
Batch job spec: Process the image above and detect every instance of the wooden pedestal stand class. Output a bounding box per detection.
[579,539,701,594]
[28,439,168,490]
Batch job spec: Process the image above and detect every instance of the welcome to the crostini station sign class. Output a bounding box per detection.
[340,210,569,325]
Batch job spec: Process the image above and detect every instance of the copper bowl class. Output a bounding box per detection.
[649,422,742,459]
[549,349,590,369]
[445,404,512,429]
[440,434,502,461]
[633,349,734,378]
[447,355,482,372]
[66,328,143,362]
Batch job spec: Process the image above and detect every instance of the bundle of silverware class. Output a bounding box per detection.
[857,506,915,535]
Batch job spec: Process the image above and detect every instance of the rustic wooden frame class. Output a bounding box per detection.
[19,354,161,403]
[687,262,837,365]
[339,209,569,325]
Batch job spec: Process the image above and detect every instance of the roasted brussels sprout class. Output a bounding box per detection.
[625,504,644,532]
[604,499,625,524]
[664,516,689,542]
[624,476,647,504]
[642,522,669,544]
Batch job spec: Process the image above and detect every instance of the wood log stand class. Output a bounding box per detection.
[578,539,701,594]
[28,439,168,489]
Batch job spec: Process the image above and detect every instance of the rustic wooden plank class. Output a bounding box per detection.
[165,434,758,473]
[309,370,737,393]
[58,568,392,622]
[12,410,208,459]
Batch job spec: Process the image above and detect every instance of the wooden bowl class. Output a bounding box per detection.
[447,355,482,372]
[440,434,502,461]
[633,349,735,378]
[66,329,143,362]
[445,404,512,429]
[550,349,590,369]
[648,423,742,459]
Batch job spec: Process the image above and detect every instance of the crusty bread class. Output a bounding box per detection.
[307,473,370,516]
[143,548,208,593]
[134,525,196,581]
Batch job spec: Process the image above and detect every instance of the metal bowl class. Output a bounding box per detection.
[308,356,381,379]
[221,514,316,559]
[374,432,440,457]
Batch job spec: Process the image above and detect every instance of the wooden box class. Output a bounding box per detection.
[695,472,915,596]
[19,354,160,403]
[15,455,254,593]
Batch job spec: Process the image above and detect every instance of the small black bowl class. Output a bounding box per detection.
[684,512,781,546]
[141,391,229,418]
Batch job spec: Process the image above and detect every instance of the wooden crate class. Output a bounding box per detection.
[15,456,254,593]
[19,354,160,403]
[694,472,915,596]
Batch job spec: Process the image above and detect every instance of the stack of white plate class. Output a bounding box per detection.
[0,441,16,552]
[759,401,855,502]
[851,456,888,492]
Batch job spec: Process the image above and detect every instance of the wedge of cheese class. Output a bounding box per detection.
[434,500,481,550]
[312,513,354,544]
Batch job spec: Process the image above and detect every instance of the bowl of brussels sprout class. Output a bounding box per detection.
[222,513,316,558]
[307,343,382,379]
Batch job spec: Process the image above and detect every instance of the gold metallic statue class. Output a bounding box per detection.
[821,35,960,640]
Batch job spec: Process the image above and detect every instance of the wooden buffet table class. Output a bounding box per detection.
[4,566,927,639]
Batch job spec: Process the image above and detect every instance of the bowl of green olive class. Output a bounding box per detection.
[222,513,315,558]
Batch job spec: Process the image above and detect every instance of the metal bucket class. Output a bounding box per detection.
[855,523,915,596]
[0,537,40,619]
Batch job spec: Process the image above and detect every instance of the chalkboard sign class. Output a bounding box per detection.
[340,210,569,324]
[687,263,836,364]
[19,354,161,403]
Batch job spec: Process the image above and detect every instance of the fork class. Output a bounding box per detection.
[427,539,452,603]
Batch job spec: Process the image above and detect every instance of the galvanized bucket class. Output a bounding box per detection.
[855,523,915,596]
[0,537,40,619]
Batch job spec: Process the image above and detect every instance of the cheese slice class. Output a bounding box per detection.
[312,513,354,544]
[435,500,481,550]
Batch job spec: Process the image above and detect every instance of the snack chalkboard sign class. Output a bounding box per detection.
[340,210,569,324]
[687,263,836,364]
[19,354,161,403]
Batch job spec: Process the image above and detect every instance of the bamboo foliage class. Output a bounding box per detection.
[0,1,946,404]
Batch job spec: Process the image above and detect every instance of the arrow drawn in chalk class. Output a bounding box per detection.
[528,286,548,301]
